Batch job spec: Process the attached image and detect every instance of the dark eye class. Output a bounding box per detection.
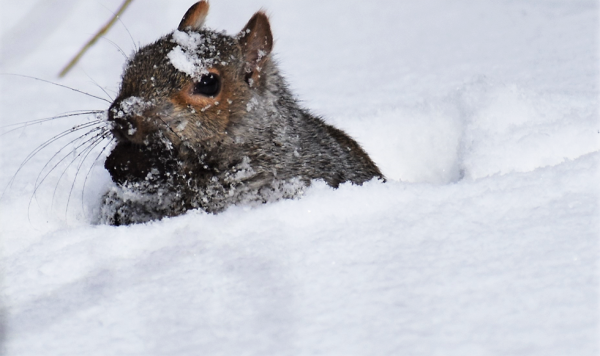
[192,73,221,97]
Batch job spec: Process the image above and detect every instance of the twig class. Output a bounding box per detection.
[59,0,134,78]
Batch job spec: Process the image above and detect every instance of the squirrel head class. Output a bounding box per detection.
[107,1,274,156]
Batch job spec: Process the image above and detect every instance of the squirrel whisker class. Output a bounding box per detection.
[81,137,116,213]
[64,132,112,217]
[0,74,111,103]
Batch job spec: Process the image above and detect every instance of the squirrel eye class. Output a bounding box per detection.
[192,73,221,97]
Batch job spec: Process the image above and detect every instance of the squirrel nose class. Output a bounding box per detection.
[110,114,152,145]
[108,97,158,144]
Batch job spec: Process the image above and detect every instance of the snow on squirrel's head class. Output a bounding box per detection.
[107,0,273,152]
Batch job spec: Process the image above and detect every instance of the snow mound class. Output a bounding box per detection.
[356,80,600,184]
[0,0,598,355]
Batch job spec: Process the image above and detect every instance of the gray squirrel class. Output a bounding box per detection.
[100,1,384,225]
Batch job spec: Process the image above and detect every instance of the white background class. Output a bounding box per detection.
[0,0,598,355]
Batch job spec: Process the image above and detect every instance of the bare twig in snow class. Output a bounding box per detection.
[59,0,134,78]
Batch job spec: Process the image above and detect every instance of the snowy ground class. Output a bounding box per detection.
[1,0,599,355]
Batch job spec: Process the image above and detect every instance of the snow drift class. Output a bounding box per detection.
[0,0,598,355]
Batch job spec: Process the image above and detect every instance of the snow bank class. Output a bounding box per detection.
[355,81,600,184]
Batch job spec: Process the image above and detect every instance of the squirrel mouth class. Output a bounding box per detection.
[104,136,180,186]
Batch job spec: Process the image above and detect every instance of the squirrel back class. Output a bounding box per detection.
[101,1,383,225]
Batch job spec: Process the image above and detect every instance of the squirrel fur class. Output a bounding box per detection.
[100,1,384,225]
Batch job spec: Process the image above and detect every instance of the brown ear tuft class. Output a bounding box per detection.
[178,1,210,31]
[238,12,273,86]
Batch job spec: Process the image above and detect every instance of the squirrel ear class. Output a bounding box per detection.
[178,1,210,31]
[238,12,273,86]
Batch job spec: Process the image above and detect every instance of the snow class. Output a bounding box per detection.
[168,30,218,79]
[0,0,598,355]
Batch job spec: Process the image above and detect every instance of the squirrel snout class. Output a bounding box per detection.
[110,114,155,145]
[108,97,163,145]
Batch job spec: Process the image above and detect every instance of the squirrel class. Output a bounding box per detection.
[99,1,384,225]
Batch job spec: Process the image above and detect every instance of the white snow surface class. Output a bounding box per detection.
[0,0,598,355]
